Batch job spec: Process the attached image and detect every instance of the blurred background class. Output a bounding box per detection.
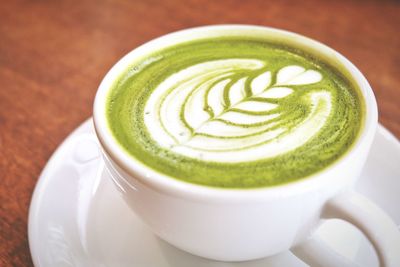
[0,0,399,266]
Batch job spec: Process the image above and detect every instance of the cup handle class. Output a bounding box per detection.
[292,191,400,267]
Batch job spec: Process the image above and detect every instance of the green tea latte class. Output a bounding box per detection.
[106,36,364,188]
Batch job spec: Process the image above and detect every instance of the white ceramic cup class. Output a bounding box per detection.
[93,25,400,266]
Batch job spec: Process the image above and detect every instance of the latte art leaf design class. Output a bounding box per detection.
[144,59,330,163]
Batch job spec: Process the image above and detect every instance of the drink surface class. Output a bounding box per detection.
[106,36,364,188]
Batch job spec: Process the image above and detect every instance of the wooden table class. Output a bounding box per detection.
[1,0,399,266]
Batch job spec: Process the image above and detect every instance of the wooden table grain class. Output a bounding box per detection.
[0,0,399,266]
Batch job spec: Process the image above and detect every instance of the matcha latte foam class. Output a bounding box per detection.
[105,36,364,188]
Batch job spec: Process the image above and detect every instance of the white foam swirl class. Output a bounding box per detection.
[144,59,329,163]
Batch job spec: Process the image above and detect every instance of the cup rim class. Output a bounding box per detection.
[93,24,378,201]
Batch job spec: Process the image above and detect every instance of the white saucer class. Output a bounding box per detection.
[28,119,400,267]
